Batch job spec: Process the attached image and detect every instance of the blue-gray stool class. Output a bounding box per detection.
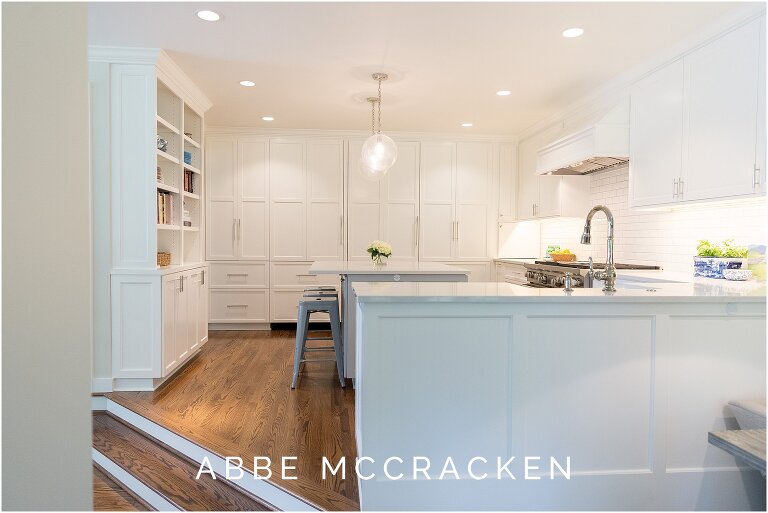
[291,295,344,389]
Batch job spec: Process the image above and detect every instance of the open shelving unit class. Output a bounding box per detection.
[156,79,205,269]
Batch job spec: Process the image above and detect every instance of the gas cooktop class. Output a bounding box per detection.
[533,260,661,270]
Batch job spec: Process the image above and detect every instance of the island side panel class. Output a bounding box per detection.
[355,300,766,510]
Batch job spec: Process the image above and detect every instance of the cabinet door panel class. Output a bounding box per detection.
[386,142,420,203]
[516,138,539,220]
[270,140,306,200]
[308,202,343,259]
[348,139,381,203]
[186,271,200,354]
[420,203,454,260]
[308,140,343,202]
[210,289,268,322]
[420,143,455,203]
[683,19,760,201]
[207,202,236,259]
[271,202,305,259]
[456,204,488,259]
[240,202,268,259]
[536,176,561,218]
[498,143,517,219]
[161,275,178,376]
[207,138,236,200]
[629,60,684,207]
[348,203,381,260]
[174,275,188,365]
[456,142,490,204]
[384,203,418,261]
[198,270,208,347]
[239,139,268,200]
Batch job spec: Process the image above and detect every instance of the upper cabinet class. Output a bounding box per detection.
[498,142,518,221]
[347,140,420,261]
[269,138,344,261]
[420,141,492,260]
[630,17,765,208]
[206,135,269,260]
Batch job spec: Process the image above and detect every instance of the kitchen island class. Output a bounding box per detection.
[352,280,766,510]
[308,261,469,379]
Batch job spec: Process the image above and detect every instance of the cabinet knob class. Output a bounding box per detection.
[393,274,401,282]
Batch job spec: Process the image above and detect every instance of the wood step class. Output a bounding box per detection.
[93,412,275,511]
[94,464,152,511]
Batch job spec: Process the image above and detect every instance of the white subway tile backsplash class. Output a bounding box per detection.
[539,166,766,272]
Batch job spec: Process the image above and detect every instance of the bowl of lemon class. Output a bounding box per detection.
[550,249,577,262]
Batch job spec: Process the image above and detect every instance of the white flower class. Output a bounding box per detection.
[367,240,392,257]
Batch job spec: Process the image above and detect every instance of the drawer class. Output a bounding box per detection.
[210,289,269,322]
[271,289,330,323]
[209,262,268,287]
[271,262,339,288]
[445,262,491,282]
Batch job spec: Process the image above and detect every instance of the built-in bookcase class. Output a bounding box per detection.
[155,79,205,268]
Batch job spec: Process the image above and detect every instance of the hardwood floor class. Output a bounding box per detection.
[107,330,359,511]
[93,465,150,511]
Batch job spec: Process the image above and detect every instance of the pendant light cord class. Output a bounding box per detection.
[377,77,382,134]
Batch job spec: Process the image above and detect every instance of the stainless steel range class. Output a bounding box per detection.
[522,260,661,288]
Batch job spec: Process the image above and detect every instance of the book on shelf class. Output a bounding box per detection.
[156,191,174,225]
[184,169,195,194]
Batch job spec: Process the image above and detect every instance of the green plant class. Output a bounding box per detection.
[696,239,747,258]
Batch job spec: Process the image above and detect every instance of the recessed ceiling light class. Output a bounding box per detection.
[262,116,275,122]
[461,122,473,128]
[496,90,512,96]
[196,10,220,22]
[562,27,584,38]
[239,80,255,87]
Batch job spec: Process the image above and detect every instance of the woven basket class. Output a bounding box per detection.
[551,253,577,262]
[157,252,171,267]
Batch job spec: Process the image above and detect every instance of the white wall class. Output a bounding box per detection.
[2,3,93,510]
[539,166,767,273]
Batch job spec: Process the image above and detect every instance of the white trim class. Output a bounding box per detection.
[157,50,213,114]
[93,449,180,511]
[208,322,271,331]
[92,377,113,393]
[88,46,160,65]
[206,125,517,142]
[91,395,108,411]
[518,7,767,141]
[105,399,318,511]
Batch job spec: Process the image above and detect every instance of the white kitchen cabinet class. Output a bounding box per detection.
[347,140,420,261]
[630,17,765,208]
[161,267,208,377]
[270,138,344,261]
[420,141,492,261]
[498,142,518,221]
[439,261,492,282]
[206,136,269,260]
[517,128,589,220]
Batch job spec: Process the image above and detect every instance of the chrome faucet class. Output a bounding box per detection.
[580,205,617,292]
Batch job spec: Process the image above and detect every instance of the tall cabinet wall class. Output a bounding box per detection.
[90,48,212,391]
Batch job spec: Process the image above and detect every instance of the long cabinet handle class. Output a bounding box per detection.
[201,270,205,285]
[179,275,184,292]
[673,179,678,198]
[296,274,318,277]
[679,179,684,198]
[237,218,241,240]
[233,218,236,241]
[340,216,343,246]
[415,216,420,246]
[226,304,248,308]
[456,221,459,240]
[755,165,761,189]
[227,273,249,276]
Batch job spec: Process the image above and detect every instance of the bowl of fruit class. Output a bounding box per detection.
[550,249,577,262]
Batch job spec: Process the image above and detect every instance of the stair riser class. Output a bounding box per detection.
[93,448,179,511]
[103,399,317,512]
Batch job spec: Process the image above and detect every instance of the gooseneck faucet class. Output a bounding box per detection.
[580,205,617,292]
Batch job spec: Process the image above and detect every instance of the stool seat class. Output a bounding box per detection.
[291,295,344,389]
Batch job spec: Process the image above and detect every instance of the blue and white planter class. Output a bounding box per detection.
[693,257,746,279]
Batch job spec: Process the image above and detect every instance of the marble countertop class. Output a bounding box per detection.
[353,279,766,303]
[309,260,469,275]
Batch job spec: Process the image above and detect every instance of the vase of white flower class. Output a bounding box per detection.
[367,240,392,265]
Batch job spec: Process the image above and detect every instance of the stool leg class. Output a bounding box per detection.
[329,304,345,388]
[291,304,309,389]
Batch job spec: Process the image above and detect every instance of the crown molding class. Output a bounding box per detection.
[205,125,517,143]
[156,50,213,114]
[88,45,160,64]
[517,5,766,142]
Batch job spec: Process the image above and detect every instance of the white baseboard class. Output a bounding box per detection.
[105,398,317,511]
[92,395,108,411]
[92,377,113,393]
[209,322,270,331]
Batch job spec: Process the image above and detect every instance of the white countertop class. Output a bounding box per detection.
[353,279,766,303]
[309,260,469,275]
[494,258,538,264]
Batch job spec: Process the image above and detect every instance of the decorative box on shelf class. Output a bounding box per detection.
[157,252,171,267]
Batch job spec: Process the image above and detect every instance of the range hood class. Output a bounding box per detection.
[536,102,630,176]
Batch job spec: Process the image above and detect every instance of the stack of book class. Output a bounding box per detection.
[184,170,195,193]
[157,191,174,225]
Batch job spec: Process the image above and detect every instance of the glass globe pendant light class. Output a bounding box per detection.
[361,73,397,180]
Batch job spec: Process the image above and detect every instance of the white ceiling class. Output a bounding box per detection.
[89,2,748,135]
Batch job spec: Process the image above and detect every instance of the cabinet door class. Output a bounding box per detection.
[420,142,455,260]
[270,139,306,260]
[683,19,761,201]
[536,176,562,218]
[629,60,684,207]
[198,269,208,347]
[382,141,420,261]
[238,138,269,259]
[186,271,201,354]
[516,137,539,220]
[161,275,179,376]
[175,273,189,365]
[498,143,518,219]
[307,140,344,260]
[347,139,383,260]
[455,143,490,259]
[206,138,237,259]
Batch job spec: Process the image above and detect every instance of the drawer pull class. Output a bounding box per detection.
[226,304,248,308]
[227,273,249,276]
[296,274,317,277]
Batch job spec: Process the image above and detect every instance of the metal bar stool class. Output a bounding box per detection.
[291,294,344,389]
